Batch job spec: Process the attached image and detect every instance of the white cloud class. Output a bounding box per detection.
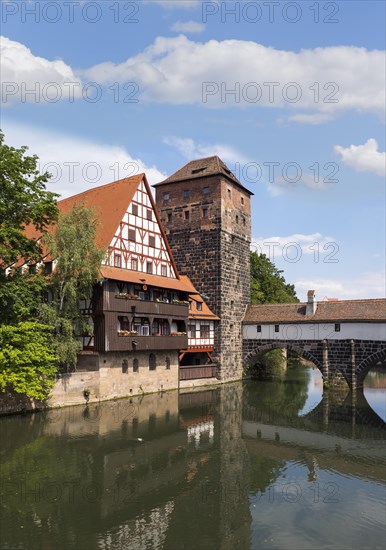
[0,36,81,104]
[295,271,386,300]
[163,135,250,165]
[83,35,385,117]
[171,21,205,33]
[334,138,385,177]
[3,35,385,119]
[283,113,334,125]
[251,233,337,259]
[2,120,166,198]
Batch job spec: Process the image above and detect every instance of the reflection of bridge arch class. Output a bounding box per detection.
[244,340,323,377]
[356,348,386,386]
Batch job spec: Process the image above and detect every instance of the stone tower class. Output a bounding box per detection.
[153,156,253,381]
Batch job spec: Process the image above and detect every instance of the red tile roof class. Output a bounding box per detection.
[243,299,386,324]
[100,266,192,293]
[179,275,220,320]
[154,155,253,195]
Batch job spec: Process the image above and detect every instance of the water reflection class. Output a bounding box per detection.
[0,372,385,550]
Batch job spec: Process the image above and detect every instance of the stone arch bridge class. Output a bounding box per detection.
[242,293,386,390]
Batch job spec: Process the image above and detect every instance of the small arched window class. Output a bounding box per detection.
[165,356,170,370]
[122,359,128,374]
[149,353,156,371]
[133,358,139,373]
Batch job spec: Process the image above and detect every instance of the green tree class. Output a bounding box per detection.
[0,131,58,324]
[250,252,298,304]
[41,204,105,369]
[0,322,58,400]
[0,130,58,269]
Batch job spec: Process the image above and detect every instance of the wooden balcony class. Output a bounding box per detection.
[108,333,188,352]
[179,365,218,380]
[106,295,188,318]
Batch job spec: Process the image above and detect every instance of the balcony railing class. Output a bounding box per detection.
[108,334,189,351]
[179,364,217,380]
[106,295,189,318]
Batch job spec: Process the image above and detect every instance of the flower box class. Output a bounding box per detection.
[118,330,138,336]
[115,294,139,300]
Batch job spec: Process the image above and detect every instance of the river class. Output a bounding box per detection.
[0,366,385,550]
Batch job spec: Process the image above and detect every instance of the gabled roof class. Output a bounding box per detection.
[180,275,220,320]
[154,155,253,195]
[22,174,182,282]
[243,299,386,324]
[24,174,143,249]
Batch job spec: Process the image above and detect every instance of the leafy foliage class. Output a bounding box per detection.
[0,130,58,269]
[0,322,58,400]
[250,252,298,304]
[41,204,105,369]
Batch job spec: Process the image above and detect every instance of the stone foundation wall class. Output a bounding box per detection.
[0,350,180,415]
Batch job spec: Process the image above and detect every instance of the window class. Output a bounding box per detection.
[161,264,167,277]
[184,210,190,220]
[146,261,153,274]
[196,302,202,311]
[167,212,172,222]
[202,208,208,219]
[44,262,53,275]
[118,316,130,331]
[149,353,156,371]
[200,325,210,339]
[165,356,170,370]
[163,193,169,201]
[188,324,196,338]
[129,229,136,242]
[243,217,246,226]
[335,323,341,332]
[114,254,121,268]
[227,188,231,198]
[133,358,139,373]
[28,264,36,275]
[149,235,156,248]
[147,209,152,221]
[142,322,150,336]
[183,190,190,200]
[131,257,138,271]
[203,186,210,194]
[236,215,239,224]
[132,203,138,216]
[241,196,244,205]
[257,325,262,333]
[122,359,128,374]
[275,325,279,333]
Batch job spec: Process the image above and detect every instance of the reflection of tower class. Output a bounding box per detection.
[154,157,253,380]
[216,383,251,549]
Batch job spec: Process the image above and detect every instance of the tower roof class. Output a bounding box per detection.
[154,155,254,195]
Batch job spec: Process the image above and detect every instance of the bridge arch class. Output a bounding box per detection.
[244,341,323,378]
[356,347,386,386]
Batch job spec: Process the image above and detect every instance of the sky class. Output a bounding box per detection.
[1,0,385,300]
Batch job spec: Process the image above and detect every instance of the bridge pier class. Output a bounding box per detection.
[322,339,329,386]
[350,340,357,391]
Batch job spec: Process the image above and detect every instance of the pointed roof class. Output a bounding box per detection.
[153,155,254,195]
[24,174,143,248]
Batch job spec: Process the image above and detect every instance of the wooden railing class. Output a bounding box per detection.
[179,364,217,380]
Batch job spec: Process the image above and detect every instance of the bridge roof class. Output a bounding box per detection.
[243,299,386,324]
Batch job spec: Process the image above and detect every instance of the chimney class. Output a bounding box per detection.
[306,290,317,316]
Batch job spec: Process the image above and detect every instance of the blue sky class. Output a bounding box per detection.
[1,0,385,299]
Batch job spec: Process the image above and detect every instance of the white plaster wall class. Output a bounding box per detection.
[243,322,386,342]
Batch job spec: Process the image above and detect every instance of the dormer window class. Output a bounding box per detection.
[197,302,202,311]
[44,262,53,275]
[192,167,206,174]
